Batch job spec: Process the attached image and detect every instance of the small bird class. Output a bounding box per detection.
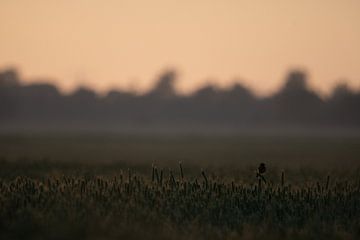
[258,163,266,174]
[256,163,267,184]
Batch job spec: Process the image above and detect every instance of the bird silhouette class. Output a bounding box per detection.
[258,163,266,174]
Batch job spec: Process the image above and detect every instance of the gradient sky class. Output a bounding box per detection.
[1,0,359,96]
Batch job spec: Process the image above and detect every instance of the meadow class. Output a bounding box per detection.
[0,134,360,239]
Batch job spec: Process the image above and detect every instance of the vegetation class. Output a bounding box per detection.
[1,162,360,240]
[0,135,359,239]
[1,68,360,131]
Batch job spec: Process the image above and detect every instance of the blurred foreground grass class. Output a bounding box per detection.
[0,134,360,239]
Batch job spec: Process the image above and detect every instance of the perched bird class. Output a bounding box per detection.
[258,163,266,174]
[256,163,267,184]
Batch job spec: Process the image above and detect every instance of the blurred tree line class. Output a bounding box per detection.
[0,68,359,130]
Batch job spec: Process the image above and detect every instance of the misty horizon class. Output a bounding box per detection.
[2,1,360,97]
[1,2,360,239]
[0,66,358,98]
[1,67,360,133]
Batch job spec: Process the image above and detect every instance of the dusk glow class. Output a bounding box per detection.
[1,2,360,239]
[1,0,359,95]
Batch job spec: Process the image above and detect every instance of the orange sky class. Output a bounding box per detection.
[1,0,359,96]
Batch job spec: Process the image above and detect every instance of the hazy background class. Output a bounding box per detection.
[1,3,360,240]
[1,0,360,96]
[1,0,360,134]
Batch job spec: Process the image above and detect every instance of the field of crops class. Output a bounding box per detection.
[0,135,360,239]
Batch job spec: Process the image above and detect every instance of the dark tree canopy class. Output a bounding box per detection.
[0,68,359,130]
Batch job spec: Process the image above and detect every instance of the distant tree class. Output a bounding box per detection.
[0,69,21,119]
[282,71,307,92]
[331,83,354,100]
[0,69,20,88]
[192,84,218,100]
[269,70,324,125]
[327,82,360,125]
[147,70,177,98]
[71,87,97,100]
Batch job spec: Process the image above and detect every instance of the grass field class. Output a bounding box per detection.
[0,134,360,239]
